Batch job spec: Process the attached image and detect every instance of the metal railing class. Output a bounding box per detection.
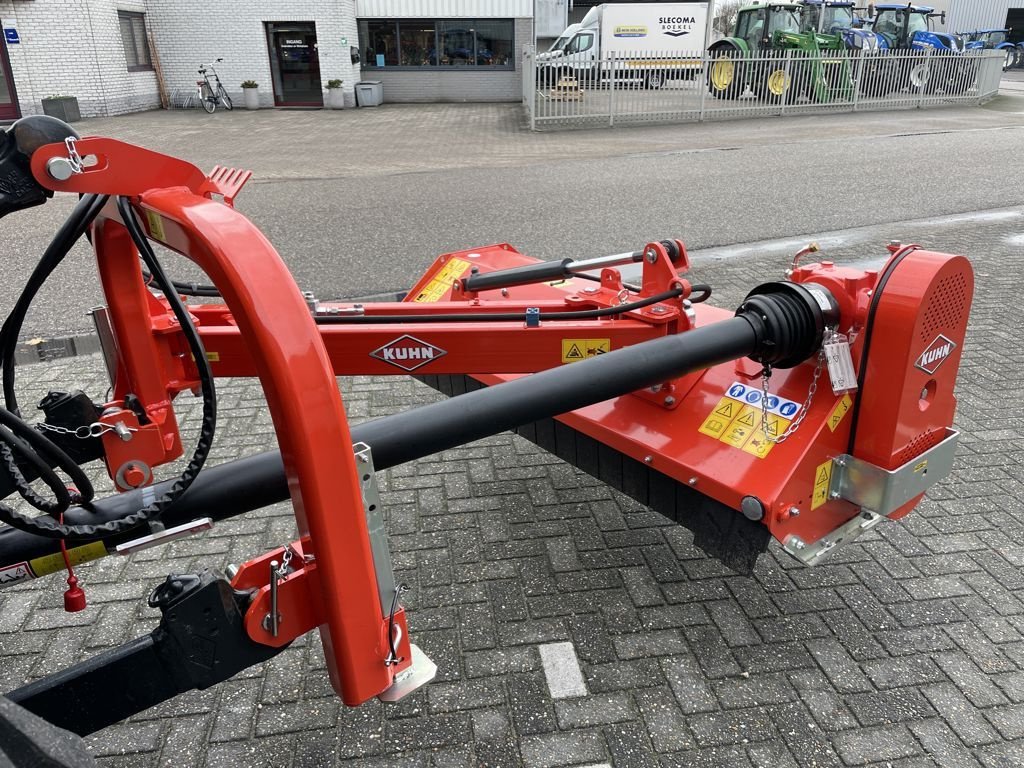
[523,47,1003,130]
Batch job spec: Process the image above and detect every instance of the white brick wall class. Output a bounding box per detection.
[144,0,361,108]
[0,0,159,118]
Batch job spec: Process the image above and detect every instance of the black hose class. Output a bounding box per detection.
[0,194,108,415]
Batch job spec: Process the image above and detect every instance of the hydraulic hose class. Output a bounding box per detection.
[0,280,836,567]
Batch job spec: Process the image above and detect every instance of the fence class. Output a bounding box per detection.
[522,47,1004,130]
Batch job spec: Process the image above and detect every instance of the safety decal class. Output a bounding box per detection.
[413,258,473,303]
[915,334,957,374]
[698,398,791,459]
[811,460,833,510]
[370,335,447,372]
[144,210,166,242]
[723,381,802,419]
[827,394,853,433]
[0,562,33,586]
[28,541,107,579]
[561,338,610,364]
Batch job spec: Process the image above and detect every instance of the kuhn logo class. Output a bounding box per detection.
[371,335,446,371]
[915,334,957,374]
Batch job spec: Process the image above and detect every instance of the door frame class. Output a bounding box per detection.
[0,21,21,121]
[265,21,323,107]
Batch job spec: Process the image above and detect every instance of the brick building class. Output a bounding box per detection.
[0,0,543,120]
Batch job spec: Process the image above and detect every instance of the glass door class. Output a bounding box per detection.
[266,22,323,107]
[0,24,20,120]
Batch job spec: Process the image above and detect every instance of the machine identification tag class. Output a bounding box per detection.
[823,333,857,394]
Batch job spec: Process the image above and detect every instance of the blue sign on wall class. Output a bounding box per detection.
[4,28,19,45]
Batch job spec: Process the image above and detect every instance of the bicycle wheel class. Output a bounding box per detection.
[201,84,216,113]
[217,84,233,111]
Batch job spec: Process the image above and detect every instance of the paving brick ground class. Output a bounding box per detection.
[1,205,1022,767]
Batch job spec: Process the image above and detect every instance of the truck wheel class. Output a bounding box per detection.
[645,70,667,90]
[707,52,744,99]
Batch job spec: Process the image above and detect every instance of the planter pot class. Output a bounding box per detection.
[242,88,260,110]
[41,96,81,123]
[325,88,345,109]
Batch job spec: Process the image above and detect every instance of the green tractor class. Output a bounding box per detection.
[707,1,853,103]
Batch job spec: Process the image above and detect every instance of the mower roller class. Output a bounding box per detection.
[0,118,974,749]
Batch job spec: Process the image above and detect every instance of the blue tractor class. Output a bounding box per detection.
[871,4,971,94]
[960,29,1019,71]
[798,1,890,94]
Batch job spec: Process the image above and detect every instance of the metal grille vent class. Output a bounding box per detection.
[920,273,968,342]
[896,428,945,466]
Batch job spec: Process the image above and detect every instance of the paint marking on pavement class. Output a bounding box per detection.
[539,642,587,699]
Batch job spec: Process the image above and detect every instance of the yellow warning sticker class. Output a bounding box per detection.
[827,393,853,433]
[698,398,792,459]
[741,412,791,459]
[914,459,928,474]
[811,459,833,510]
[720,405,758,447]
[205,351,220,363]
[561,338,610,364]
[413,258,473,303]
[698,397,738,438]
[29,541,107,578]
[145,209,166,242]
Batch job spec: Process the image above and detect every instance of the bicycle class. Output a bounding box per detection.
[197,58,232,113]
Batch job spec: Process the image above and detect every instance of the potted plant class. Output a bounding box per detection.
[241,81,260,110]
[324,79,345,109]
[41,95,81,123]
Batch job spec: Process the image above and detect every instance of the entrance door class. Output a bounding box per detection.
[266,22,323,106]
[0,24,20,121]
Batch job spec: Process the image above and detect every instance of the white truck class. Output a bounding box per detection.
[536,3,710,89]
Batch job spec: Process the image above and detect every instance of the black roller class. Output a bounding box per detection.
[0,282,837,567]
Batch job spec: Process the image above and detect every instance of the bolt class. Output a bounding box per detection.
[688,477,698,486]
[788,506,801,518]
[829,491,842,500]
[123,465,147,488]
[650,306,667,314]
[920,387,928,399]
[501,288,509,297]
[664,396,676,407]
[645,249,657,263]
[644,455,654,464]
[794,540,806,550]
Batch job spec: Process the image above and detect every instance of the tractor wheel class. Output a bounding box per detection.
[707,51,744,99]
[1004,48,1017,72]
[858,56,894,97]
[907,60,934,93]
[759,63,796,104]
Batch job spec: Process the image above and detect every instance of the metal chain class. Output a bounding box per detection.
[759,348,825,445]
[280,545,294,574]
[37,422,136,439]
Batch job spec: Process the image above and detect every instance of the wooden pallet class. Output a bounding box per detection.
[549,77,583,101]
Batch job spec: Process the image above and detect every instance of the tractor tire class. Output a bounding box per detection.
[907,60,935,93]
[858,55,895,97]
[758,62,797,104]
[707,50,744,99]
[1004,47,1017,72]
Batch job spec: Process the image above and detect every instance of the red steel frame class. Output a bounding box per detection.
[30,137,973,706]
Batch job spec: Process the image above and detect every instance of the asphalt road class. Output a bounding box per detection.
[3,90,1024,338]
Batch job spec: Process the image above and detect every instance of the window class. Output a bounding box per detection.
[118,11,152,71]
[565,33,594,55]
[358,19,514,69]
